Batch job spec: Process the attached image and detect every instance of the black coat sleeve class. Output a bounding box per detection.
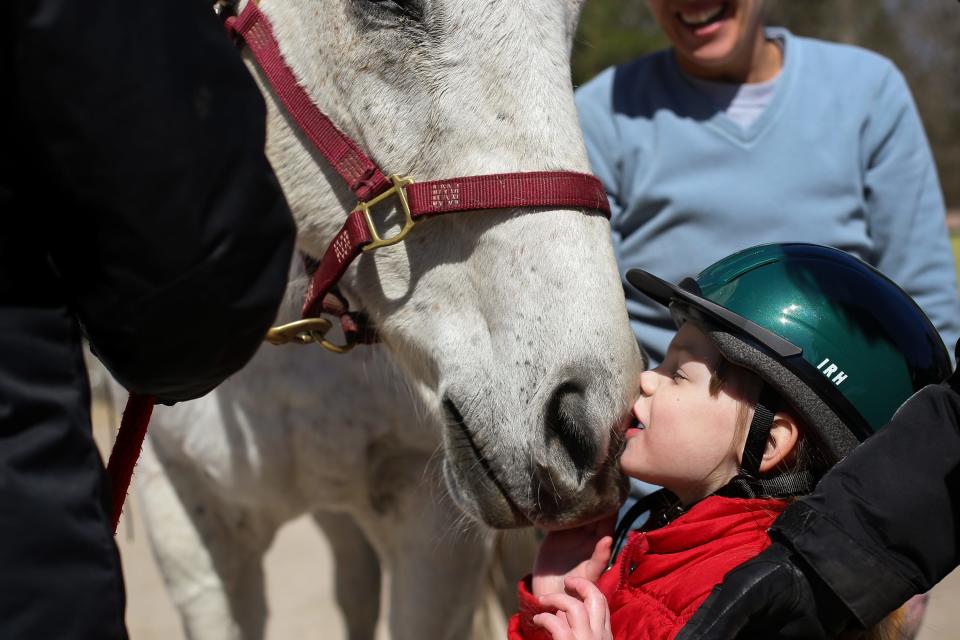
[13,0,296,403]
[771,381,960,627]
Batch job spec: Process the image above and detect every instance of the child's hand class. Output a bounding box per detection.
[532,514,615,597]
[532,576,613,640]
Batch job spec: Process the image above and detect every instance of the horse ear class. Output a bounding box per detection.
[758,411,800,473]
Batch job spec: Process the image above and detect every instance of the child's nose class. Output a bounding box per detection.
[639,369,660,396]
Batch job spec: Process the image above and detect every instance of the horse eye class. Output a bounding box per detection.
[365,0,423,20]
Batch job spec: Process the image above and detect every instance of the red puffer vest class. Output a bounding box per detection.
[509,496,788,640]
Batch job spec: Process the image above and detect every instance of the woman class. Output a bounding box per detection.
[576,0,960,366]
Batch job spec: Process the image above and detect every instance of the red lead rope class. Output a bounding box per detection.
[106,392,154,533]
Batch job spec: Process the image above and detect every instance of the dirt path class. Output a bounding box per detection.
[115,509,367,639]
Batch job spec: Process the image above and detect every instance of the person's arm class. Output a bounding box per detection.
[862,62,960,353]
[676,366,960,639]
[774,378,960,624]
[14,0,296,403]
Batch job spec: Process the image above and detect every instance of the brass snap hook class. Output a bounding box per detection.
[265,318,356,353]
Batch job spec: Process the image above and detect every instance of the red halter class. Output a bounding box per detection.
[108,0,612,532]
[224,1,611,350]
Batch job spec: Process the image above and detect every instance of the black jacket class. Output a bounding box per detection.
[3,0,296,403]
[772,379,960,627]
[674,370,960,640]
[2,2,294,636]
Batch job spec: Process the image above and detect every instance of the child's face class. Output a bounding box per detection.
[646,0,765,78]
[622,322,757,504]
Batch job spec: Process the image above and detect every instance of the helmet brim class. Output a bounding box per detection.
[625,268,802,359]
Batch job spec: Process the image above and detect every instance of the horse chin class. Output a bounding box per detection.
[442,459,532,529]
[526,469,628,531]
[442,454,629,531]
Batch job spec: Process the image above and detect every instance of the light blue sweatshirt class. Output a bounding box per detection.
[576,28,960,365]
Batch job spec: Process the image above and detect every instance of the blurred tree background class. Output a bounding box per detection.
[572,0,960,208]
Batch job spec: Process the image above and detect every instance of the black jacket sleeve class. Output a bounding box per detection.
[12,0,296,403]
[771,381,960,627]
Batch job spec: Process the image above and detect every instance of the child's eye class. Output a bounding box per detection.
[672,370,686,381]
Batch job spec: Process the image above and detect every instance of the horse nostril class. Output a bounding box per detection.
[543,380,596,482]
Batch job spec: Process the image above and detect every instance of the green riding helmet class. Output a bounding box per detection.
[626,243,951,465]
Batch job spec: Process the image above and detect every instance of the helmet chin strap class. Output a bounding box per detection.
[741,385,779,477]
[721,384,815,499]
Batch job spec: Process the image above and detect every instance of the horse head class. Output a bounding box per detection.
[250,0,644,529]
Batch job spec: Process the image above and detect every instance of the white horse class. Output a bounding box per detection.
[133,0,642,638]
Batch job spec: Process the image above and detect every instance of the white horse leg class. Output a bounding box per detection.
[356,455,495,640]
[311,510,381,640]
[136,438,276,640]
[382,501,494,640]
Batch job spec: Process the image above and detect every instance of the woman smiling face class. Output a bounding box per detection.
[646,0,779,82]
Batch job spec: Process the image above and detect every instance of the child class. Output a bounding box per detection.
[508,243,951,640]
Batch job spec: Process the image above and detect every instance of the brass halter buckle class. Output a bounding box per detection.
[359,174,416,252]
[265,175,414,353]
[264,318,355,353]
